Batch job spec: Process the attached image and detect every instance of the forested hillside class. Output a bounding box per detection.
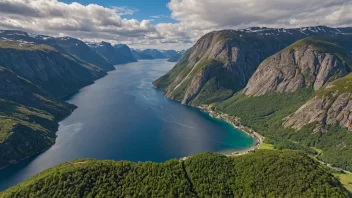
[1,150,348,198]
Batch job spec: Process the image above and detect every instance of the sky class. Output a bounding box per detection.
[0,0,351,50]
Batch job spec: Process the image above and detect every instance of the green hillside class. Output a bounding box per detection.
[1,150,348,198]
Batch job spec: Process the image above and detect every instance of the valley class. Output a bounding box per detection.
[1,26,352,197]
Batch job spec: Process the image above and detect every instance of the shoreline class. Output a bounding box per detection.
[198,105,264,157]
[180,104,264,161]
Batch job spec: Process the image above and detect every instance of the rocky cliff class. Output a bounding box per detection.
[283,72,352,132]
[153,26,352,106]
[243,38,351,96]
[154,31,297,105]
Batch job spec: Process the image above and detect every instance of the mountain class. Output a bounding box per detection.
[210,34,352,171]
[55,37,115,72]
[131,49,154,59]
[131,49,180,60]
[153,26,352,106]
[241,36,352,131]
[141,49,168,59]
[113,44,137,63]
[283,72,352,131]
[0,40,106,97]
[1,150,348,197]
[243,37,352,96]
[0,66,75,168]
[168,50,186,62]
[160,50,178,58]
[88,42,137,65]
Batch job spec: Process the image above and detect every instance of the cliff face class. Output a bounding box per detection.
[154,31,300,105]
[0,40,106,97]
[283,73,352,132]
[56,37,115,72]
[0,67,75,168]
[153,27,352,106]
[243,39,351,96]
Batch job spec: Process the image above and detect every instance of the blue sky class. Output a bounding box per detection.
[0,0,351,50]
[61,0,176,24]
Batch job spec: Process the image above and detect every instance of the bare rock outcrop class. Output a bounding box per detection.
[243,45,349,96]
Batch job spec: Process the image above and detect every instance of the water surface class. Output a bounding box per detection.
[0,59,254,191]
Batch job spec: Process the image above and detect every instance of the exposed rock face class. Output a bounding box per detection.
[283,95,332,131]
[154,31,303,105]
[283,73,352,132]
[243,45,349,96]
[0,45,105,97]
[153,27,352,106]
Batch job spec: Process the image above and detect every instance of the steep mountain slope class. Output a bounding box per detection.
[1,150,348,198]
[168,50,185,62]
[153,26,352,106]
[113,44,137,63]
[55,37,115,72]
[243,38,352,96]
[131,49,154,59]
[0,67,75,168]
[283,72,352,132]
[213,34,352,171]
[88,42,136,65]
[0,40,106,97]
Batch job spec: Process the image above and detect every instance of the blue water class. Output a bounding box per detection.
[0,59,254,191]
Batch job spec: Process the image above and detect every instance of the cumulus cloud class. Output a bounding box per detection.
[0,0,162,47]
[0,0,351,50]
[160,0,352,44]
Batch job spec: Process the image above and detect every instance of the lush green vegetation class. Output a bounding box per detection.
[152,50,192,90]
[215,88,352,172]
[0,67,75,168]
[316,72,352,98]
[1,150,348,198]
[334,173,352,194]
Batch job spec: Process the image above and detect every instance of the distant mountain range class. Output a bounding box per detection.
[87,42,137,65]
[131,48,184,61]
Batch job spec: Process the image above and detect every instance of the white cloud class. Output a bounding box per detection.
[0,0,351,50]
[159,0,352,46]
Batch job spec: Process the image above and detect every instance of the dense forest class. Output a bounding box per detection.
[1,150,348,198]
